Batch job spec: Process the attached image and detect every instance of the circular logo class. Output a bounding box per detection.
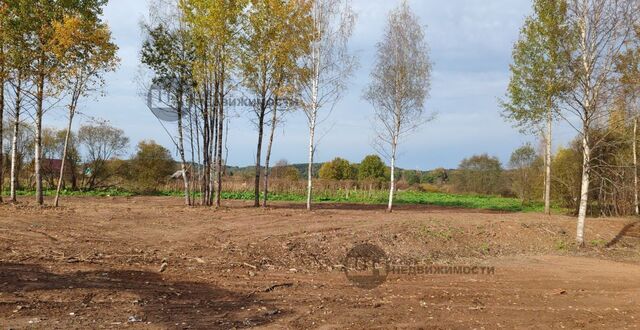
[146,79,195,123]
[343,243,389,289]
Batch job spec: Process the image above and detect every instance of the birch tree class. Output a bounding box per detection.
[181,0,245,207]
[78,122,129,189]
[562,0,636,245]
[50,14,118,207]
[241,0,311,207]
[502,0,572,215]
[299,0,356,211]
[364,0,432,212]
[31,1,49,206]
[141,20,194,206]
[2,0,33,202]
[10,0,107,205]
[241,0,282,208]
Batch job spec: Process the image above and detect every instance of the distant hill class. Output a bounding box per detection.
[290,163,323,178]
[226,162,452,180]
[226,163,323,178]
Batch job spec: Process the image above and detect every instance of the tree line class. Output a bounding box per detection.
[1,122,131,192]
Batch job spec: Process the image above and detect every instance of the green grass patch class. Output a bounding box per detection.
[4,188,562,213]
[589,239,607,247]
[5,188,135,197]
[162,189,558,212]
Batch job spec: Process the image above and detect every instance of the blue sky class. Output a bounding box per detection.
[44,0,576,170]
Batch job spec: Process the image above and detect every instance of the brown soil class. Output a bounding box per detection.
[1,196,640,329]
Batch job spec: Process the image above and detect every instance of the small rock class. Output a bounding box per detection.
[249,271,256,277]
[128,315,142,323]
[65,257,80,264]
[159,262,168,273]
[194,257,205,264]
[289,268,298,273]
[265,309,281,316]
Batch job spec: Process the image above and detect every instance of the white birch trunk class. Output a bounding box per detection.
[306,111,316,211]
[544,109,552,215]
[215,67,225,208]
[54,109,75,207]
[387,143,396,212]
[576,134,591,246]
[306,15,320,212]
[263,104,277,207]
[575,5,591,246]
[10,117,19,202]
[34,76,44,206]
[177,98,191,207]
[176,87,192,206]
[10,79,21,202]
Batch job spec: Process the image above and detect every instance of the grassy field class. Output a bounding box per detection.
[220,190,553,212]
[6,189,558,212]
[7,188,135,198]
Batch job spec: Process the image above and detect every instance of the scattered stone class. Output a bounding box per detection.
[249,271,256,277]
[265,309,281,316]
[289,268,298,273]
[194,257,205,264]
[159,262,168,273]
[128,315,142,323]
[65,257,80,263]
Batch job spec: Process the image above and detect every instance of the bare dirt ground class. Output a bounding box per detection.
[1,196,640,329]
